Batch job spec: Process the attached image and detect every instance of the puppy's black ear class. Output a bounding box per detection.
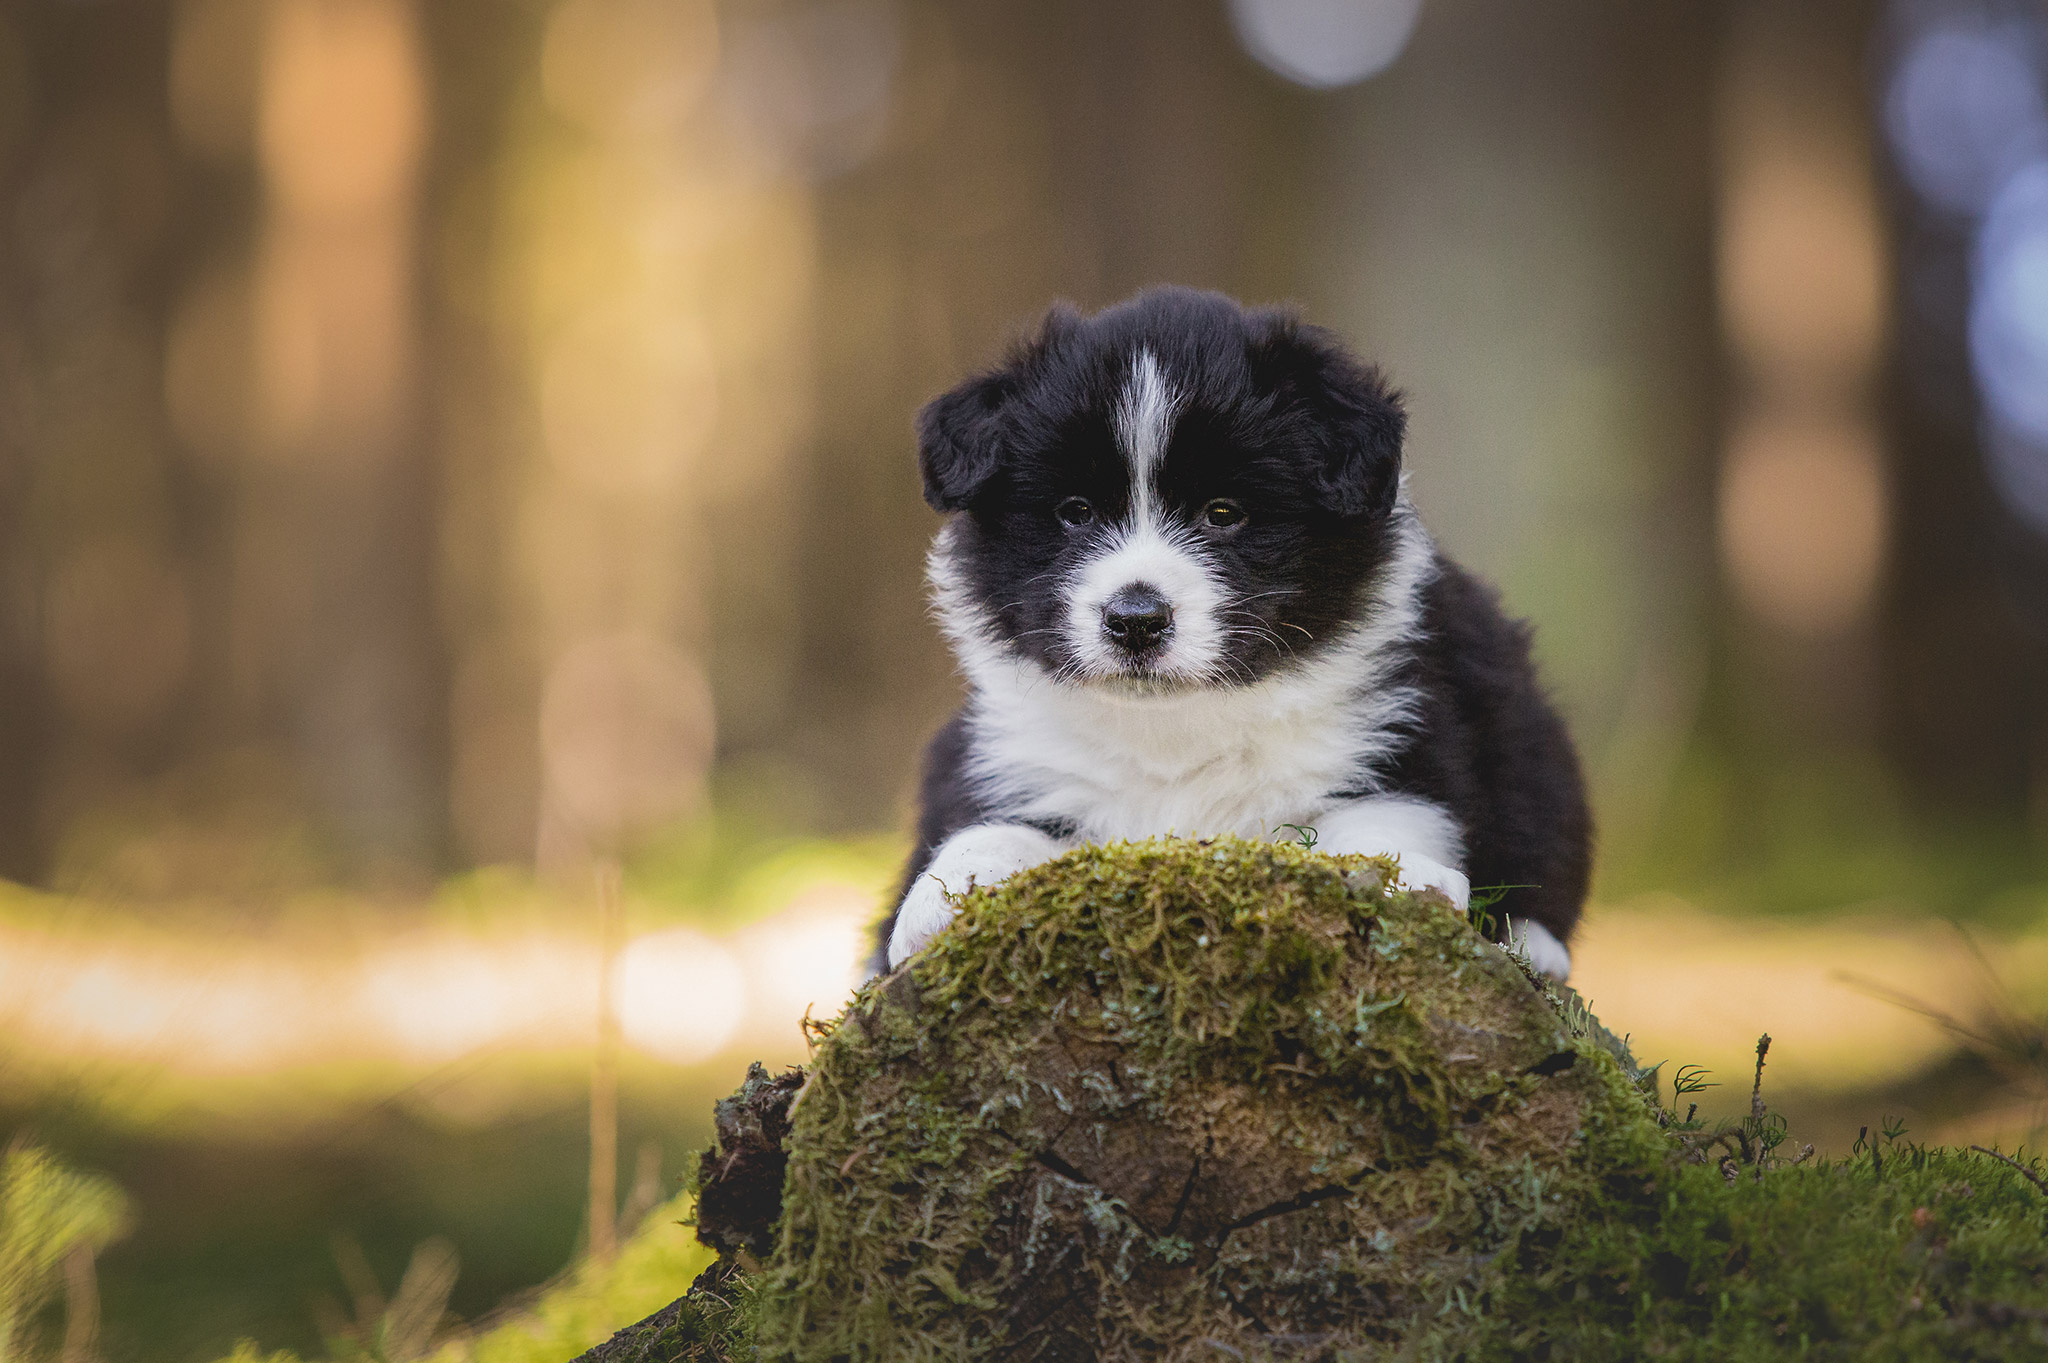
[917,371,1012,511]
[916,304,1081,512]
[1248,313,1405,517]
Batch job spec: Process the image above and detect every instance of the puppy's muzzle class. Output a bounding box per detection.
[1102,584,1174,654]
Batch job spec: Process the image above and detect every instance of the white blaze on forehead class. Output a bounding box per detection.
[1061,349,1232,682]
[1114,349,1179,519]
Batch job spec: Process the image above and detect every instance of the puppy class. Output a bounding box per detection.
[874,287,1590,982]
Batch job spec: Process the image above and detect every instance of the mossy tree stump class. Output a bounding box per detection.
[753,837,1661,1358]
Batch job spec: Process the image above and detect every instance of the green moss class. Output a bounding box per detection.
[1462,1140,2048,1360]
[559,1264,757,1363]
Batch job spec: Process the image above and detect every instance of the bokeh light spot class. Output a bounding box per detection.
[1719,411,1888,636]
[541,0,718,137]
[1972,160,2048,445]
[259,0,425,219]
[719,0,901,179]
[1227,0,1422,90]
[1885,22,2048,217]
[613,927,744,1063]
[1718,144,1886,386]
[540,307,718,494]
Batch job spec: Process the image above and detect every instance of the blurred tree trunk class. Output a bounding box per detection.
[0,0,459,889]
[0,0,188,883]
[1877,79,2048,833]
[232,0,448,879]
[1879,207,2048,831]
[415,0,555,868]
[0,4,45,882]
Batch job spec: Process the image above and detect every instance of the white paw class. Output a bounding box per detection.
[886,823,1063,969]
[887,874,961,969]
[1390,851,1470,911]
[1303,798,1469,911]
[1504,917,1572,982]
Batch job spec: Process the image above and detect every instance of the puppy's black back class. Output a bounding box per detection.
[1379,559,1591,945]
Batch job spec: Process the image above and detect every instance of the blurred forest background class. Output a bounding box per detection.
[1,0,2046,1360]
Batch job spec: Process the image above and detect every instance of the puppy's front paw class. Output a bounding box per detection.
[885,823,1064,969]
[1392,851,1470,911]
[887,873,961,969]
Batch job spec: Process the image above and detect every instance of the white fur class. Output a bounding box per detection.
[1505,918,1572,982]
[888,823,1065,967]
[928,493,1438,846]
[1114,349,1178,519]
[1312,795,1470,909]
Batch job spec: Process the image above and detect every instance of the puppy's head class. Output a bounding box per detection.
[922,287,1408,691]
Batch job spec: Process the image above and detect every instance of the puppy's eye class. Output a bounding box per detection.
[1203,499,1246,529]
[1055,497,1095,527]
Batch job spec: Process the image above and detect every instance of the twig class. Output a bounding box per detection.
[590,859,624,1263]
[61,1244,99,1363]
[1836,972,2005,1053]
[1970,1145,2048,1202]
[1952,919,2026,1020]
[1750,1034,1772,1121]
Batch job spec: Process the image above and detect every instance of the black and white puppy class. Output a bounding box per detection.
[875,287,1590,981]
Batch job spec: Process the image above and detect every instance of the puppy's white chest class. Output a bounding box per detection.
[1069,753,1334,843]
[966,673,1375,842]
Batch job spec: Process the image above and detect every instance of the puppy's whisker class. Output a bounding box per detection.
[1219,613,1291,648]
[1223,622,1286,649]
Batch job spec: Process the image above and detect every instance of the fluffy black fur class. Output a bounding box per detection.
[1377,563,1593,937]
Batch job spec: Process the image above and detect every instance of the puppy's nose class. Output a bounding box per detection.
[1102,585,1173,651]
